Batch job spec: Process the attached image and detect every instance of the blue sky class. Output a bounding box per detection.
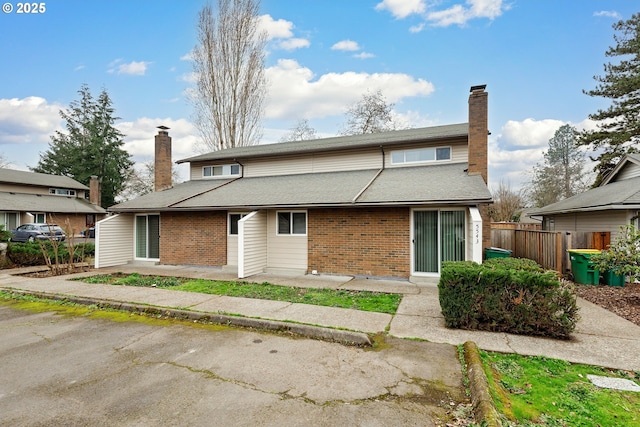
[0,0,636,192]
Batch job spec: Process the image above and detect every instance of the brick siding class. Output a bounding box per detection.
[49,213,98,237]
[160,211,226,266]
[308,207,410,278]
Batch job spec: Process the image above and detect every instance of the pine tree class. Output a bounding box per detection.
[528,125,591,207]
[32,84,133,208]
[580,13,640,185]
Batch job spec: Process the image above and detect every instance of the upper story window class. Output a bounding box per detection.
[390,146,451,165]
[49,188,76,196]
[203,164,240,178]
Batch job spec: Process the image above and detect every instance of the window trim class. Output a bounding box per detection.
[49,188,76,196]
[228,212,248,236]
[202,163,241,179]
[276,210,307,236]
[390,146,452,165]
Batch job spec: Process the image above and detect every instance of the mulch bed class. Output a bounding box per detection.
[575,282,640,327]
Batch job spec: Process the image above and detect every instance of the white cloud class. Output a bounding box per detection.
[375,0,426,19]
[276,38,310,51]
[180,51,194,61]
[500,118,565,148]
[113,61,151,76]
[258,14,294,39]
[264,59,435,121]
[332,40,360,51]
[353,52,375,59]
[594,10,621,19]
[0,97,62,145]
[378,0,508,29]
[74,65,86,72]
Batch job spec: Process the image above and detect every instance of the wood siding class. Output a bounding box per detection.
[95,214,134,268]
[615,163,640,181]
[238,210,267,278]
[266,210,307,270]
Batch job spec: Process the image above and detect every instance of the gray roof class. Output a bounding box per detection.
[0,168,89,190]
[178,123,469,164]
[110,163,492,212]
[0,192,106,214]
[529,176,640,215]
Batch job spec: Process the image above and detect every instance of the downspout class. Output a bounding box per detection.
[234,159,245,177]
[352,145,386,204]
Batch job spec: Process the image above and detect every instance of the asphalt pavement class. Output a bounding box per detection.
[1,264,639,372]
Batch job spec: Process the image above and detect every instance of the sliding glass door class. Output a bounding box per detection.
[135,214,160,259]
[413,210,465,274]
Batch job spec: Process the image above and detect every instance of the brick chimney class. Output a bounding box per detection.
[468,84,488,184]
[467,85,492,251]
[89,175,101,206]
[155,126,172,192]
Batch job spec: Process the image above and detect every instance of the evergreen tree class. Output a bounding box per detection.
[528,125,590,207]
[580,12,640,185]
[32,84,133,208]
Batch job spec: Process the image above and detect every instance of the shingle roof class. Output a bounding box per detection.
[0,192,106,214]
[0,168,89,190]
[177,123,469,164]
[109,163,492,212]
[529,176,640,215]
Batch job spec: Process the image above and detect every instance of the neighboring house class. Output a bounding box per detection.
[529,153,640,239]
[97,85,492,280]
[0,168,106,234]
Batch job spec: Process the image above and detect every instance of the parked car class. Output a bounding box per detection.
[10,223,66,243]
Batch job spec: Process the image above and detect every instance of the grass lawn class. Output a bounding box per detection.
[481,350,640,426]
[75,273,402,314]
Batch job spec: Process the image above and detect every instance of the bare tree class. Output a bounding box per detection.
[340,89,398,135]
[488,180,526,222]
[279,119,318,142]
[0,152,10,168]
[191,0,267,152]
[117,161,182,202]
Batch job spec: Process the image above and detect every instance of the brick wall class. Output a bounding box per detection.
[155,129,172,192]
[49,213,96,236]
[160,211,227,266]
[308,207,410,278]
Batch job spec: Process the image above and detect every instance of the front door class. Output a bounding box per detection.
[413,210,466,275]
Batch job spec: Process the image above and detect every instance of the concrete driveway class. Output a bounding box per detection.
[0,305,467,426]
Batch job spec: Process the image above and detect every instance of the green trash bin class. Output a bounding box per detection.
[601,269,626,287]
[485,247,512,259]
[568,249,601,285]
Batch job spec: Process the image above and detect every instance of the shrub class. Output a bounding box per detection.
[438,261,578,339]
[7,241,95,266]
[0,225,10,242]
[483,257,546,273]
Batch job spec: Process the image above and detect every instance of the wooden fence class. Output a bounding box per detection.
[490,229,610,274]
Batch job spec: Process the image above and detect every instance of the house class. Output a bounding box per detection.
[0,168,106,234]
[97,85,492,280]
[529,153,640,240]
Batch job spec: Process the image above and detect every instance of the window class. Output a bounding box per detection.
[390,147,451,165]
[49,188,76,196]
[203,164,240,178]
[229,213,248,235]
[34,213,46,223]
[277,211,306,235]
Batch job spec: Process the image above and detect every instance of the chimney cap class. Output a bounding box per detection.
[470,84,487,93]
[157,125,170,130]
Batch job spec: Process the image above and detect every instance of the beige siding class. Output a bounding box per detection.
[266,210,307,270]
[616,163,640,181]
[552,210,633,239]
[238,210,267,278]
[385,139,468,166]
[227,235,239,265]
[95,214,134,268]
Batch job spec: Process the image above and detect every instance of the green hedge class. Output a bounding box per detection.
[7,242,95,266]
[438,260,578,339]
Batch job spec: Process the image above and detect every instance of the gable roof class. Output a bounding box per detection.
[0,192,106,214]
[0,168,89,190]
[529,175,640,215]
[601,153,640,185]
[178,123,469,164]
[110,163,491,212]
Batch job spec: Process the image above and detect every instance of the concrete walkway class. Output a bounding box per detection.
[1,264,639,371]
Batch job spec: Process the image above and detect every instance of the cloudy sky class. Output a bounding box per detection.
[0,0,635,192]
